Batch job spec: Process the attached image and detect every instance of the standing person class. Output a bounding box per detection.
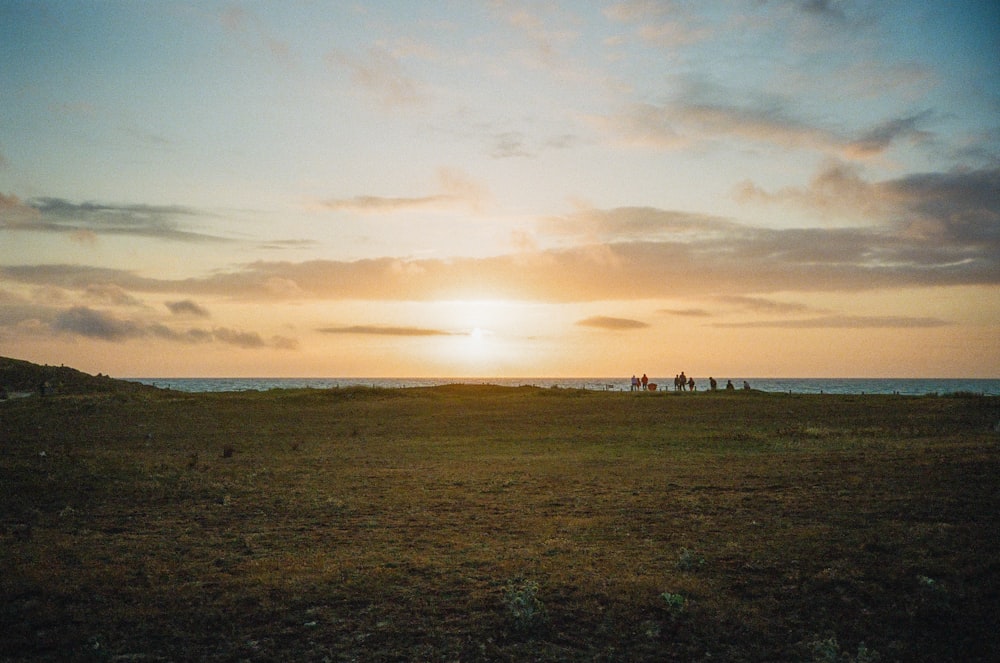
[709,376,718,391]
[726,379,735,391]
[631,375,639,392]
[641,374,649,391]
[688,376,696,391]
[678,371,687,391]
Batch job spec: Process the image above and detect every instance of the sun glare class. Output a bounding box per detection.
[428,300,533,374]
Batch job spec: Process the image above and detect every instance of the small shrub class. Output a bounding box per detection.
[660,591,686,613]
[677,547,706,571]
[810,636,879,663]
[913,573,951,615]
[502,578,547,632]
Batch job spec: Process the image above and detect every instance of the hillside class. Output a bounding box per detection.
[0,356,156,396]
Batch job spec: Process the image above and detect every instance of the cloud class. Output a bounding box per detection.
[211,327,267,348]
[541,206,739,243]
[327,45,425,108]
[488,1,580,68]
[256,239,320,251]
[53,307,143,340]
[845,111,935,157]
[322,169,486,213]
[604,1,711,48]
[715,296,817,315]
[218,6,293,65]
[318,325,455,337]
[44,305,295,349]
[152,324,298,350]
[3,167,996,303]
[713,315,951,329]
[598,93,936,159]
[740,164,1000,244]
[797,0,848,22]
[736,161,886,221]
[576,316,649,330]
[0,193,39,225]
[322,194,461,214]
[85,284,144,307]
[491,131,534,159]
[479,127,583,159]
[3,223,995,305]
[660,308,712,317]
[166,300,211,317]
[0,302,54,333]
[599,99,842,153]
[889,168,1000,243]
[0,196,228,243]
[0,287,26,304]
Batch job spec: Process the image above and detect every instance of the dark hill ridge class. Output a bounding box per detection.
[0,356,156,396]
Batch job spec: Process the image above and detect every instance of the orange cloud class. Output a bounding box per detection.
[576,316,649,330]
[713,315,951,329]
[318,325,455,337]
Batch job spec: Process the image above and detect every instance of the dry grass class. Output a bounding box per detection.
[2,383,998,661]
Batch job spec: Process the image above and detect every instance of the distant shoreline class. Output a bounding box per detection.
[127,376,1000,396]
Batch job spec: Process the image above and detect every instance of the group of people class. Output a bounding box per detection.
[630,373,751,392]
[630,374,651,391]
[673,372,695,391]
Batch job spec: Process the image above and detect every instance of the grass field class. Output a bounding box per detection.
[2,364,999,661]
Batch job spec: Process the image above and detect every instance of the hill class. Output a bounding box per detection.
[0,356,156,396]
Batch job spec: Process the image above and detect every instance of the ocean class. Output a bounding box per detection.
[127,377,1000,396]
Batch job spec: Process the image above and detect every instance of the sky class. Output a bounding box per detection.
[1,1,998,379]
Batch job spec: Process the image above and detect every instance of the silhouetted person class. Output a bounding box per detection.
[641,374,648,390]
[726,380,735,391]
[743,380,751,390]
[709,377,717,391]
[678,372,687,391]
[688,377,695,391]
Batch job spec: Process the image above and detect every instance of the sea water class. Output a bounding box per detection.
[128,377,1000,396]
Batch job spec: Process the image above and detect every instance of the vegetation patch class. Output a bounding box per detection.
[1,360,998,661]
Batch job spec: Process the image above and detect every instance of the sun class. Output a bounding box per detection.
[457,325,495,364]
[426,299,534,374]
